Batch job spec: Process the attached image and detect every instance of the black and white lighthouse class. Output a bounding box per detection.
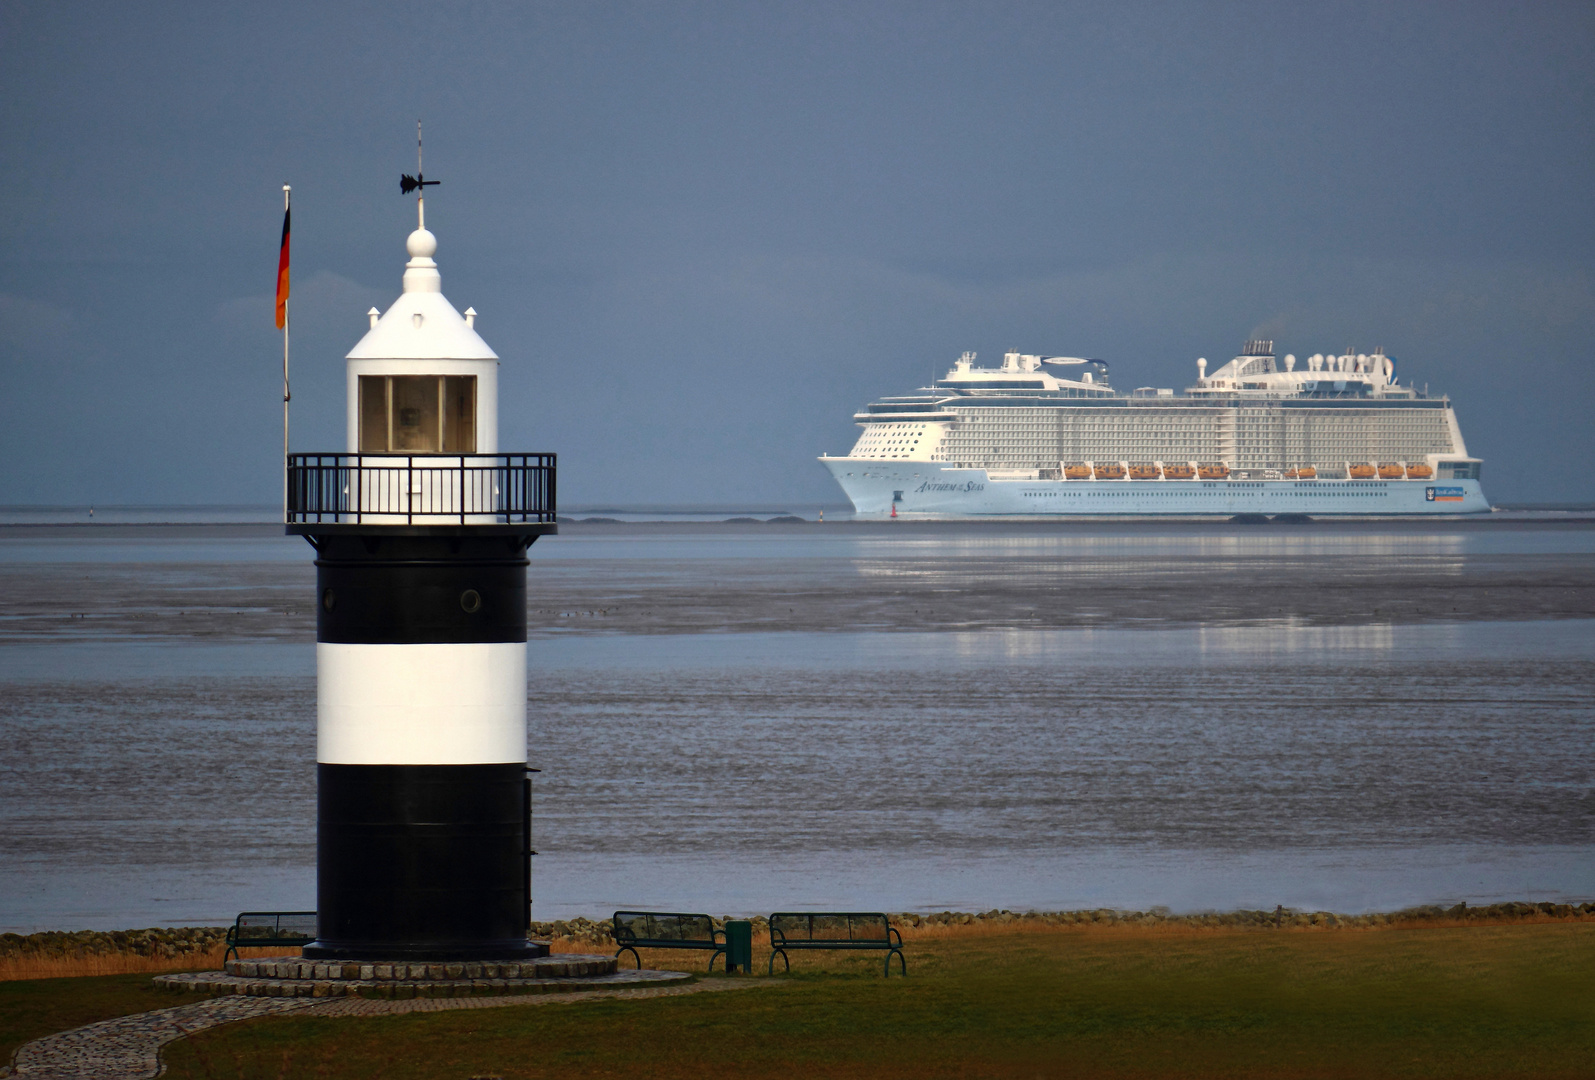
[286,184,555,961]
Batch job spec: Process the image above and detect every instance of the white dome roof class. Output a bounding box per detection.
[346,227,498,361]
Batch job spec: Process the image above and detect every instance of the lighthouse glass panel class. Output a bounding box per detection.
[390,376,440,451]
[443,376,476,453]
[358,377,388,452]
[359,375,477,453]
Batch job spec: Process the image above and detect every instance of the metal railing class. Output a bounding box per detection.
[286,453,556,525]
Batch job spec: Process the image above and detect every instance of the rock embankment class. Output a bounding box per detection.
[2,926,229,964]
[889,900,1595,930]
[5,901,1589,969]
[533,901,1595,946]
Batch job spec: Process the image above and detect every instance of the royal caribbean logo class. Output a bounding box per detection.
[1426,486,1465,503]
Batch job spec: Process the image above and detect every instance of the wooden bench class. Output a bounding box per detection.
[767,912,906,976]
[223,911,317,961]
[611,911,728,971]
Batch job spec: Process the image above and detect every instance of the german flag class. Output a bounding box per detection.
[274,205,291,329]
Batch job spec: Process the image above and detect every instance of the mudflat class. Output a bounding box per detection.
[3,520,1594,641]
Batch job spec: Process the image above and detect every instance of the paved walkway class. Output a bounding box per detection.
[4,977,778,1079]
[4,996,321,1080]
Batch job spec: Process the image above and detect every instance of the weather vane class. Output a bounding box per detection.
[399,120,440,196]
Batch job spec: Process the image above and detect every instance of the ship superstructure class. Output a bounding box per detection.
[821,341,1488,516]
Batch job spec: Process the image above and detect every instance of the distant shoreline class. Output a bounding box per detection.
[5,515,1595,537]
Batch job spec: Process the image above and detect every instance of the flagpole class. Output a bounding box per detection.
[282,184,291,525]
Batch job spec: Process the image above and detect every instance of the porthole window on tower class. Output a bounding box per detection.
[359,375,477,452]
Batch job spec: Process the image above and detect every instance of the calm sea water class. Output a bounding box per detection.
[1,521,1592,929]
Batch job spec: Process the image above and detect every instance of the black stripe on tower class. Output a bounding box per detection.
[303,533,544,962]
[315,534,528,643]
[310,763,532,960]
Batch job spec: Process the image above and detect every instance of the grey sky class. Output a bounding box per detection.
[2,1,1591,507]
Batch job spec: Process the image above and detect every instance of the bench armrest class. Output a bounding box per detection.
[712,928,726,943]
[888,926,903,947]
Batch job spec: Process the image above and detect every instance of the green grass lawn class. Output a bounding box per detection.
[0,971,219,1064]
[149,923,1593,1079]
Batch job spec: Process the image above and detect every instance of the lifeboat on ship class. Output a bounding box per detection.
[1285,466,1317,480]
[1127,464,1161,480]
[1197,464,1230,480]
[1063,464,1092,480]
[1405,463,1433,479]
[1347,463,1377,479]
[1377,463,1406,480]
[1162,464,1196,480]
[1094,463,1126,480]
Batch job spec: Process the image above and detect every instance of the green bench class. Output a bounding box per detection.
[611,911,729,971]
[223,911,317,962]
[768,912,906,977]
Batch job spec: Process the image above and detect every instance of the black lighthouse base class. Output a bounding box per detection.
[304,763,547,962]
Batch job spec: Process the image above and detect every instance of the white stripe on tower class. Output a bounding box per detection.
[317,642,525,765]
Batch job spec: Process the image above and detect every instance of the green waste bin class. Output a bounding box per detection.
[723,920,753,973]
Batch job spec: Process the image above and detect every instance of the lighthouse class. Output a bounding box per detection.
[286,181,556,962]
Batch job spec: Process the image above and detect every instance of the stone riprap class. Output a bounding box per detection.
[151,953,675,999]
[537,902,1595,949]
[892,900,1595,930]
[0,927,228,966]
[9,901,1588,972]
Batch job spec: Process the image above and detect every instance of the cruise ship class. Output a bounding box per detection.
[820,340,1489,516]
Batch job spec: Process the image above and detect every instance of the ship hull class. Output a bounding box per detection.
[821,459,1490,516]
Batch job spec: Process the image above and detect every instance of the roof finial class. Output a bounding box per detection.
[399,120,441,230]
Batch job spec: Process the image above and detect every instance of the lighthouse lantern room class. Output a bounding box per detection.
[286,180,556,962]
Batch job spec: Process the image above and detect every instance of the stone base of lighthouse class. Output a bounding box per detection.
[155,956,700,999]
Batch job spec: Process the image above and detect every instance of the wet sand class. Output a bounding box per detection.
[2,520,1593,642]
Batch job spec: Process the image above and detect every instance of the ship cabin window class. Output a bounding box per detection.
[358,375,476,453]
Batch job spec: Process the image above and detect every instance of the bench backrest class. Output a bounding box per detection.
[231,911,317,941]
[612,911,717,944]
[769,912,891,944]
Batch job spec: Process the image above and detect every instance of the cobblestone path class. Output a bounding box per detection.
[4,996,320,1079]
[4,977,779,1078]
